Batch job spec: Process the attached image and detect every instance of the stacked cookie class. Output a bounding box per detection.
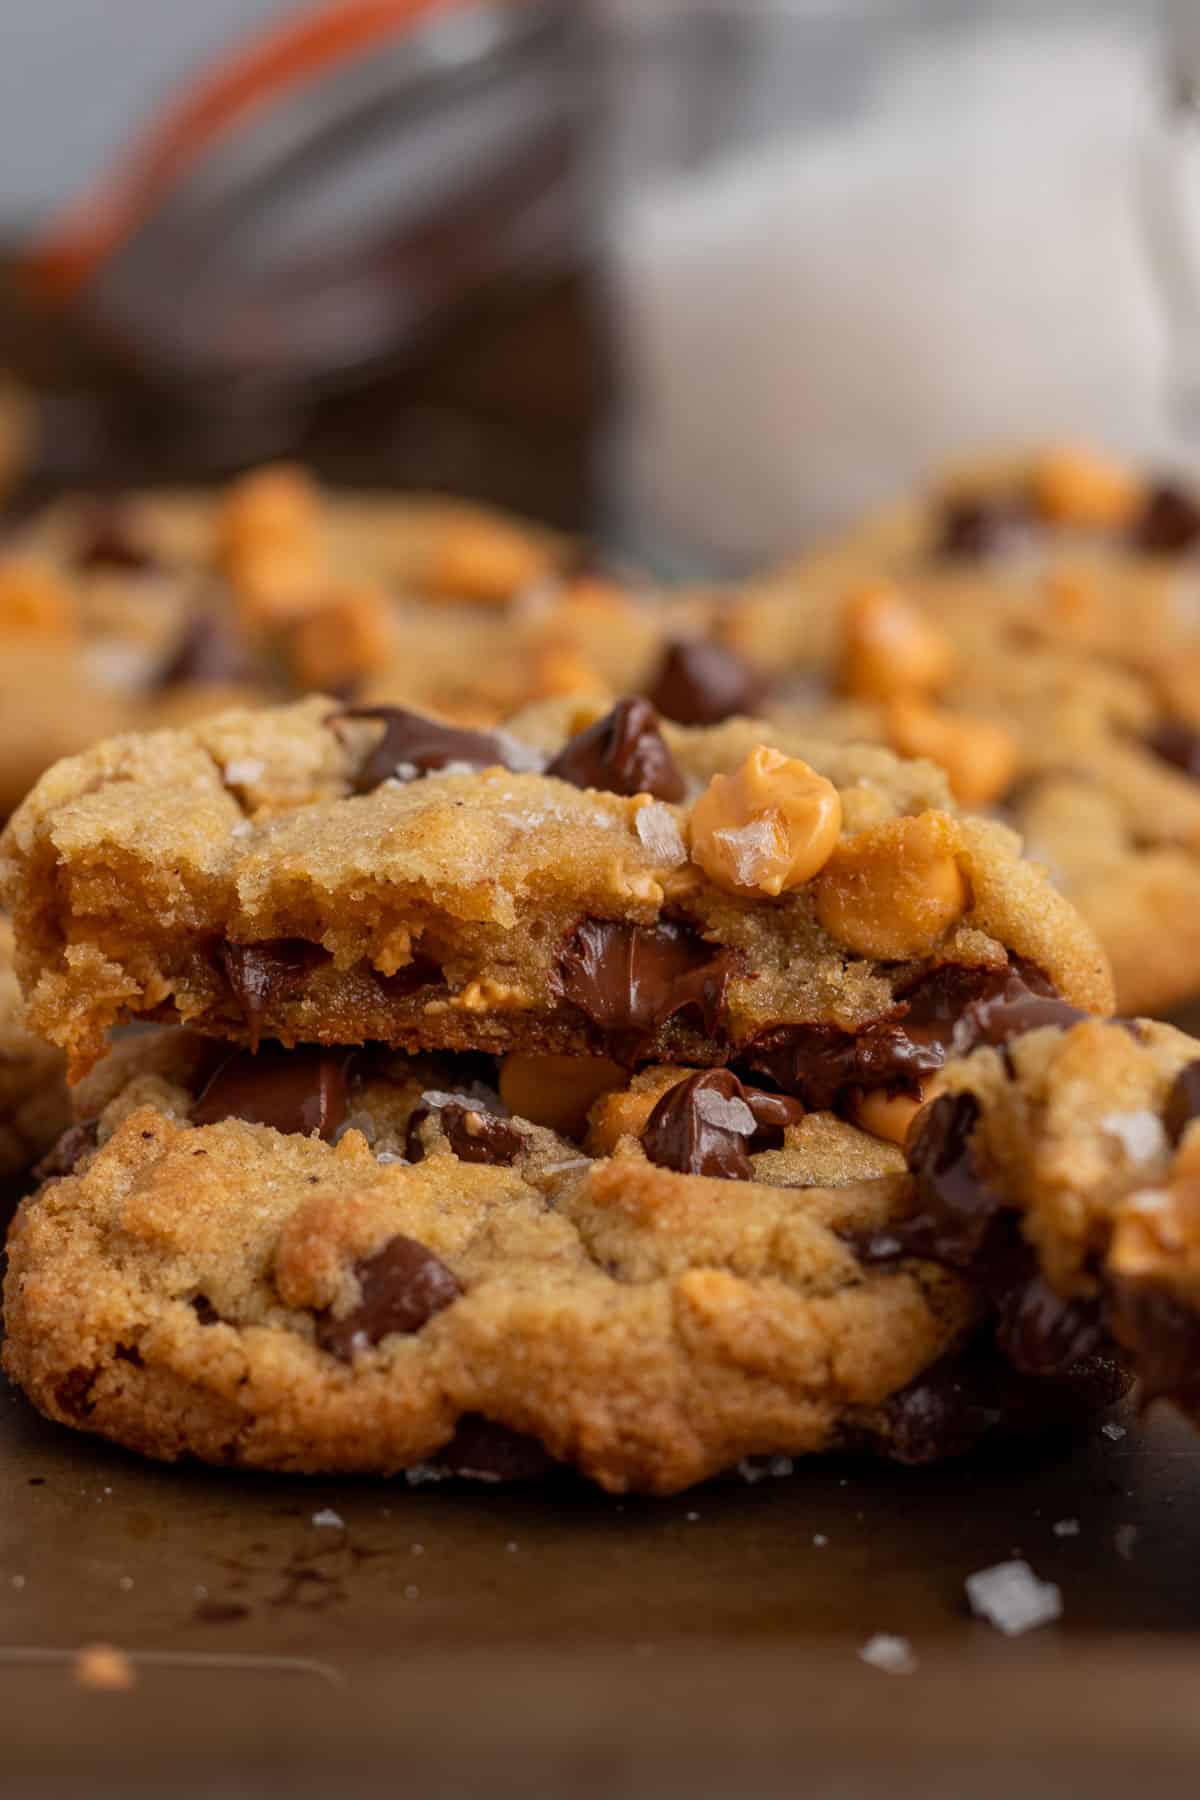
[1,688,1146,1492]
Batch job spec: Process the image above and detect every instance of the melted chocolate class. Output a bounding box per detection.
[935,495,1032,562]
[560,919,738,1048]
[646,640,764,727]
[747,960,1084,1112]
[219,940,325,1051]
[1108,1278,1200,1408]
[641,1069,803,1178]
[191,1046,348,1139]
[405,1101,524,1167]
[545,698,684,802]
[1129,482,1200,555]
[74,504,157,573]
[157,614,258,690]
[1145,720,1200,783]
[341,707,514,793]
[433,1415,558,1482]
[317,1234,461,1362]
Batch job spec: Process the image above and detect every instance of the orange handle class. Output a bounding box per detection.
[22,0,476,306]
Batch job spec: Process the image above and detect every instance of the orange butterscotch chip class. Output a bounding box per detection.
[289,583,397,688]
[217,464,326,622]
[885,698,1018,808]
[841,585,953,702]
[499,1052,626,1139]
[689,745,843,898]
[422,516,556,605]
[814,813,968,960]
[851,1087,925,1148]
[530,642,610,699]
[0,559,76,638]
[1029,446,1141,529]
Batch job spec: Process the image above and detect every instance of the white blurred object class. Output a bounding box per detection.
[603,8,1169,566]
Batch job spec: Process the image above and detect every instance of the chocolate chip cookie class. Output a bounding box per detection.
[879,1014,1200,1423]
[4,1029,1122,1490]
[717,448,1200,1015]
[0,917,68,1179]
[0,694,1110,1077]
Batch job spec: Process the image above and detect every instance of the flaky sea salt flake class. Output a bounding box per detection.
[966,1560,1062,1635]
[859,1634,917,1675]
[692,1090,757,1134]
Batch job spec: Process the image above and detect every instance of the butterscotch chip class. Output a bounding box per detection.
[689,745,842,896]
[498,1051,625,1138]
[815,813,968,959]
[289,584,397,688]
[531,643,610,699]
[74,1644,136,1691]
[422,516,556,604]
[218,464,326,622]
[841,585,954,703]
[1030,446,1141,528]
[885,699,1018,808]
[852,1087,926,1148]
[0,560,76,638]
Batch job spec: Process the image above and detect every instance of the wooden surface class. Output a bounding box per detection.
[0,1368,1197,1797]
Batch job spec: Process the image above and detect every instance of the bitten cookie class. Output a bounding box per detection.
[0,695,1111,1075]
[0,917,68,1179]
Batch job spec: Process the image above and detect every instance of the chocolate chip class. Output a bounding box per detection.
[405,1101,524,1167]
[317,1234,460,1361]
[993,1273,1103,1378]
[340,707,513,793]
[1108,1277,1200,1408]
[1145,720,1200,782]
[33,1118,100,1182]
[1165,1060,1200,1145]
[560,919,738,1048]
[432,1415,558,1482]
[884,1349,1005,1463]
[545,698,684,802]
[642,1070,754,1179]
[640,1069,803,1178]
[157,614,258,690]
[74,504,157,572]
[1129,482,1200,555]
[220,940,325,1051]
[192,1046,348,1139]
[902,1092,999,1265]
[646,640,764,726]
[747,960,1084,1112]
[935,495,1031,562]
[190,1295,220,1327]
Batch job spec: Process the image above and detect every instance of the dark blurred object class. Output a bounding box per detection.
[3,0,602,527]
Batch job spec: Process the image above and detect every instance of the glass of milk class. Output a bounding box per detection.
[594,0,1177,572]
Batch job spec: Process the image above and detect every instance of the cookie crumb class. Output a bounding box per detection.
[966,1560,1062,1635]
[312,1507,344,1529]
[74,1643,136,1691]
[859,1634,917,1675]
[1052,1518,1080,1538]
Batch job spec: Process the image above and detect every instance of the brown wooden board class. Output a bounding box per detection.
[0,1367,1197,1798]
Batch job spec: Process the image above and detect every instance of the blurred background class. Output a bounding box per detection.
[1,0,1198,569]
